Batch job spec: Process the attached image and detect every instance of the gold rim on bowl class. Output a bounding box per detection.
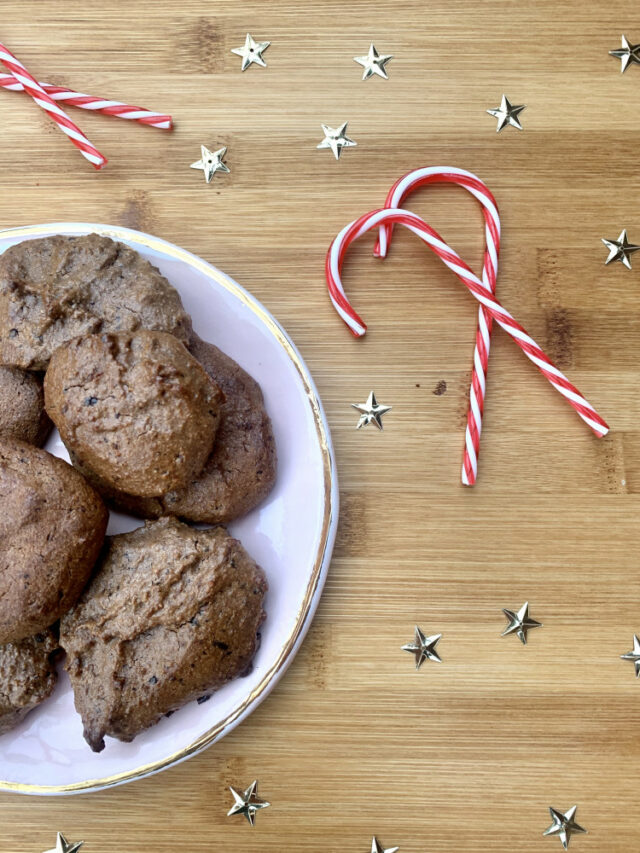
[0,223,337,795]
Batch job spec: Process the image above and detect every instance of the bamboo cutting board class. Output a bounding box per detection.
[1,0,640,850]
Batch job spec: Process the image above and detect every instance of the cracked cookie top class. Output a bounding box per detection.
[72,335,277,525]
[60,516,267,752]
[44,330,224,498]
[0,234,192,371]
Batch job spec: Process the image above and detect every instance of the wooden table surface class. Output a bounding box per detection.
[2,0,640,850]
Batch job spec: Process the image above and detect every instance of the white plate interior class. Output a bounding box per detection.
[0,223,337,794]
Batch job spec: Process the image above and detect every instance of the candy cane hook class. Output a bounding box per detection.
[374,167,501,485]
[325,206,608,476]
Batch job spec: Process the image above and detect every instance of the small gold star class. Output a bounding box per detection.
[231,34,270,71]
[544,806,587,849]
[354,44,394,80]
[602,229,640,269]
[43,834,84,853]
[317,122,357,160]
[620,634,640,676]
[486,95,526,132]
[609,35,640,73]
[402,625,442,669]
[501,601,542,645]
[371,837,399,853]
[227,780,270,826]
[351,391,391,429]
[190,145,230,183]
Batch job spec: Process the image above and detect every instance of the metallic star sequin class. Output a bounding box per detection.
[227,780,270,826]
[609,35,640,73]
[602,229,640,269]
[190,145,230,183]
[486,95,526,132]
[371,837,399,853]
[501,601,542,645]
[231,33,270,71]
[317,121,357,160]
[352,391,391,429]
[402,625,442,669]
[544,806,587,849]
[43,834,84,853]
[620,634,640,676]
[354,44,394,80]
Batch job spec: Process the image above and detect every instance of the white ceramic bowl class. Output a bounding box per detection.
[0,223,338,795]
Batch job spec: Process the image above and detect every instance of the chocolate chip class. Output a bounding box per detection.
[197,694,211,705]
[8,328,18,338]
[148,675,158,685]
[84,396,98,406]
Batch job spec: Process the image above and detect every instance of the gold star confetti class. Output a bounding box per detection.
[351,391,391,429]
[402,625,442,669]
[231,33,270,71]
[227,780,270,826]
[620,634,640,676]
[609,35,640,73]
[501,601,542,645]
[317,122,357,160]
[371,838,399,853]
[354,44,394,80]
[602,229,640,269]
[43,834,84,853]
[190,145,230,183]
[544,806,587,849]
[486,95,526,132]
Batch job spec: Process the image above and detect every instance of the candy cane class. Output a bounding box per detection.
[0,42,107,169]
[0,73,172,129]
[326,207,609,463]
[373,167,500,484]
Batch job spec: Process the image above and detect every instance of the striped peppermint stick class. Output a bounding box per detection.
[0,73,172,129]
[0,42,107,169]
[326,206,609,452]
[373,167,501,485]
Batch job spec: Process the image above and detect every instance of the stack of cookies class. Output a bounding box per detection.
[0,234,276,752]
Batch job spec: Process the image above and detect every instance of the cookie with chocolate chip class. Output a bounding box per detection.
[44,330,224,498]
[60,516,267,752]
[0,629,58,735]
[0,234,192,371]
[73,335,276,522]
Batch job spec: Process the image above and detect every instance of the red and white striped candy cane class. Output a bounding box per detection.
[0,43,107,169]
[373,167,500,485]
[0,73,172,129]
[326,207,609,466]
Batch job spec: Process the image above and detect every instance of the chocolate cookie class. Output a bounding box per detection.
[0,629,58,735]
[0,365,51,446]
[0,234,192,371]
[0,437,108,643]
[75,336,277,523]
[45,331,224,498]
[60,516,267,752]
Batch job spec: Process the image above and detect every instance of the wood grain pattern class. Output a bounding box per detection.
[1,0,639,849]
